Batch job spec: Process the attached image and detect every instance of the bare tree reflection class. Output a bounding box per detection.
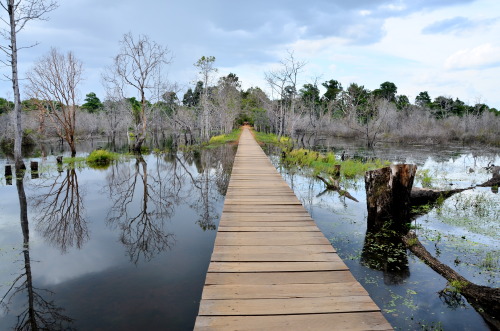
[106,155,179,263]
[179,145,235,231]
[0,165,73,330]
[31,165,88,253]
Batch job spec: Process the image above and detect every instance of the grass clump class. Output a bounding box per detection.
[87,150,118,168]
[208,128,241,146]
[283,147,390,178]
[254,131,291,147]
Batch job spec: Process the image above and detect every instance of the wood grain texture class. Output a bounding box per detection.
[194,127,390,330]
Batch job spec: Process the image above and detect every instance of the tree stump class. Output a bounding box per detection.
[5,165,12,185]
[31,161,39,179]
[365,164,417,232]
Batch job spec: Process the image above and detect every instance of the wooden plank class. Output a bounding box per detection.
[204,271,357,285]
[211,245,336,255]
[201,282,369,299]
[211,252,339,262]
[214,234,331,246]
[198,296,381,315]
[194,312,392,331]
[218,226,319,232]
[207,261,348,272]
[218,221,317,227]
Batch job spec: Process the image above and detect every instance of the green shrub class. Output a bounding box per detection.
[87,150,118,168]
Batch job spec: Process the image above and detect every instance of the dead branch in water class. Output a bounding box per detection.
[402,231,500,329]
[316,175,359,202]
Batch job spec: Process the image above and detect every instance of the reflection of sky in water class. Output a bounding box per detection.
[0,147,234,330]
[272,146,499,331]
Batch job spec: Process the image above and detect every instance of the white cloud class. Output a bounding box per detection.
[445,43,500,69]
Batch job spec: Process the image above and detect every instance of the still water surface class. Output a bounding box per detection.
[1,138,499,330]
[0,143,236,330]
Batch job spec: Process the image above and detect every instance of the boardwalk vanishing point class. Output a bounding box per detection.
[194,127,392,330]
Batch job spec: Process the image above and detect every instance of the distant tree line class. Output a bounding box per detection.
[1,34,500,156]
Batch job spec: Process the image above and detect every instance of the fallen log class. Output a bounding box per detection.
[410,186,474,207]
[403,231,500,329]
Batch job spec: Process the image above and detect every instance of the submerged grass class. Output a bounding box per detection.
[283,147,390,178]
[208,128,242,146]
[253,131,291,147]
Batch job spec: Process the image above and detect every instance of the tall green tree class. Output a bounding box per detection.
[322,79,343,102]
[415,91,431,107]
[373,81,397,102]
[81,92,103,113]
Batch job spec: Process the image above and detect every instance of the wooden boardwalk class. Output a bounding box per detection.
[194,127,391,330]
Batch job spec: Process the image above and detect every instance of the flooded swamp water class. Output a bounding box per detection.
[0,137,498,330]
[0,141,236,330]
[266,138,499,330]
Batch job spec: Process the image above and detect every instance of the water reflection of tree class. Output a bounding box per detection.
[0,165,73,329]
[179,146,235,231]
[32,166,88,252]
[106,155,179,263]
[360,229,410,285]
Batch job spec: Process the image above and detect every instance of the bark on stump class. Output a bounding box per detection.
[5,165,12,185]
[365,164,417,232]
[31,161,39,179]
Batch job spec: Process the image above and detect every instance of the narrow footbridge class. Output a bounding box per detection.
[194,127,391,330]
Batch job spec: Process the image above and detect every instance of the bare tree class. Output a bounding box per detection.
[103,32,172,153]
[26,48,83,156]
[265,51,306,137]
[195,56,217,141]
[0,0,58,165]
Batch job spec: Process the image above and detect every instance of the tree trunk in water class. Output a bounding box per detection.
[365,164,417,232]
[5,165,13,185]
[403,232,500,329]
[8,1,23,166]
[30,161,39,179]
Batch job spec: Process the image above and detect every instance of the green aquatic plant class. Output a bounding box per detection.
[208,128,241,146]
[281,147,390,178]
[86,150,119,168]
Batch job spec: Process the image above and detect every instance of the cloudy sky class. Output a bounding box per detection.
[2,0,500,108]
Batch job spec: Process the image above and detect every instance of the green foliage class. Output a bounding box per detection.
[254,131,291,147]
[81,92,103,113]
[0,97,14,114]
[208,128,241,145]
[86,150,118,168]
[415,91,432,107]
[373,81,397,102]
[282,147,390,178]
[128,97,142,124]
[322,79,343,102]
[416,169,433,188]
[0,129,35,154]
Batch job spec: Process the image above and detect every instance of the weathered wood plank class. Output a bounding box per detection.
[198,296,381,315]
[194,312,392,331]
[207,261,348,272]
[204,271,356,285]
[211,245,336,255]
[201,282,369,299]
[218,226,319,232]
